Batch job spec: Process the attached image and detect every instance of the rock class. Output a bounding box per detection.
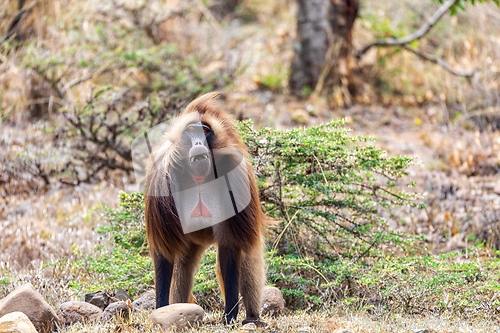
[100,301,130,322]
[40,266,54,279]
[239,322,256,332]
[298,327,312,333]
[12,203,31,216]
[151,303,204,330]
[84,291,111,310]
[261,286,284,318]
[291,110,309,125]
[413,329,430,333]
[0,311,38,333]
[416,210,428,223]
[109,296,120,304]
[114,289,133,302]
[131,291,156,311]
[244,320,268,328]
[56,301,103,324]
[0,283,59,333]
[494,181,500,195]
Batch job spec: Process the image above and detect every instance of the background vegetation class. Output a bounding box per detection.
[1,0,500,332]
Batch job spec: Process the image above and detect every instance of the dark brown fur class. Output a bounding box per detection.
[145,93,268,325]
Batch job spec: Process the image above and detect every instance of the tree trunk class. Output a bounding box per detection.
[211,0,241,20]
[290,0,359,98]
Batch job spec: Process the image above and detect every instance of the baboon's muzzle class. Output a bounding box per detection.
[188,144,210,178]
[185,122,211,179]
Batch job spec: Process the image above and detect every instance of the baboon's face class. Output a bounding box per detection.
[168,113,250,231]
[182,122,213,179]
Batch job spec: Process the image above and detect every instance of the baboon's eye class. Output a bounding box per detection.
[185,123,211,137]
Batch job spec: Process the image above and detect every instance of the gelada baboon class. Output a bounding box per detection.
[145,93,269,325]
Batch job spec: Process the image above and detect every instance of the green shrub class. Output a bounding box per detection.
[239,118,423,259]
[74,119,425,310]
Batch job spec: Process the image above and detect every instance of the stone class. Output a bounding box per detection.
[114,289,133,302]
[0,311,38,333]
[494,180,500,195]
[243,319,268,328]
[298,327,312,333]
[56,301,103,324]
[261,286,284,318]
[131,291,156,311]
[109,296,120,304]
[239,322,256,332]
[0,283,59,333]
[151,303,204,330]
[12,203,31,216]
[40,266,54,279]
[100,301,130,322]
[84,290,111,310]
[291,110,309,125]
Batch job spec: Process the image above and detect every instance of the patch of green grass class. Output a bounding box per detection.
[257,72,286,91]
[256,64,289,91]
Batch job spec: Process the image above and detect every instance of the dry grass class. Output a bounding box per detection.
[48,309,500,332]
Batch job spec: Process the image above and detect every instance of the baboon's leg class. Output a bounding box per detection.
[218,246,242,324]
[154,253,174,308]
[216,254,225,299]
[240,244,265,324]
[169,243,206,304]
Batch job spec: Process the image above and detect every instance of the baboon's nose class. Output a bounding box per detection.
[189,145,210,177]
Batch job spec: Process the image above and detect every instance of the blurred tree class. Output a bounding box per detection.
[211,0,242,19]
[291,0,499,102]
[289,0,359,100]
[222,0,240,13]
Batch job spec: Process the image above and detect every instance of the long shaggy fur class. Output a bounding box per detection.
[144,93,269,324]
[145,92,267,260]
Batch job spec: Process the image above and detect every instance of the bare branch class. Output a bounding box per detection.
[196,0,222,32]
[356,0,473,77]
[61,74,94,95]
[357,0,458,58]
[453,106,500,126]
[402,44,473,77]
